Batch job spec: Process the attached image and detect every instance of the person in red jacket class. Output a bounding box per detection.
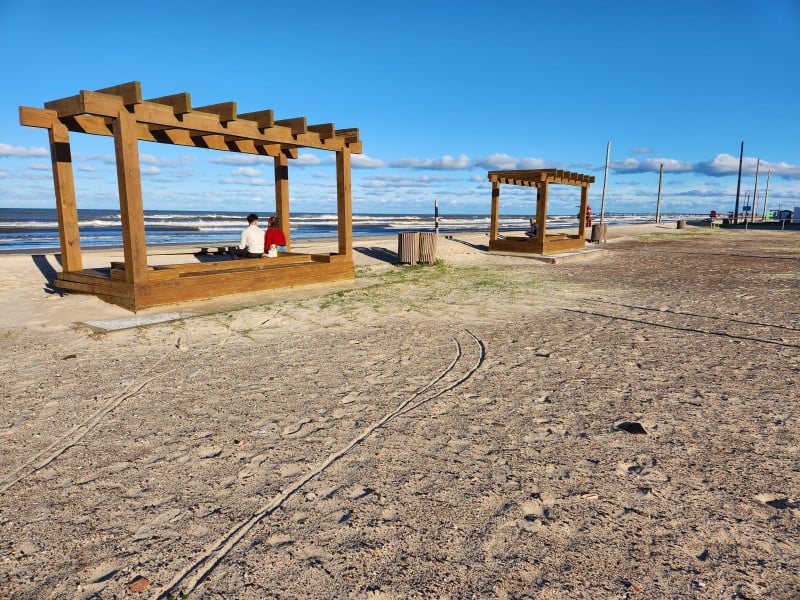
[264,216,287,253]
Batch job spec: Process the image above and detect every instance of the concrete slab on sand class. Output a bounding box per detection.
[81,312,194,332]
[488,246,605,264]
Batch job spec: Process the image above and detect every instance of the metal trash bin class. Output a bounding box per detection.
[418,232,437,264]
[397,231,419,264]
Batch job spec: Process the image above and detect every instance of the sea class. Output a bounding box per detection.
[0,208,700,253]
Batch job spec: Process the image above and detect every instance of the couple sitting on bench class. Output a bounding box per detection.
[230,213,287,259]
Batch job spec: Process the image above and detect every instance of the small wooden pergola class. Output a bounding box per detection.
[19,81,362,311]
[488,169,595,255]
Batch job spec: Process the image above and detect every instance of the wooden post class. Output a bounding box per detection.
[112,110,148,283]
[274,151,291,251]
[577,183,587,240]
[48,122,82,272]
[336,148,353,258]
[762,169,771,221]
[538,183,548,240]
[489,180,500,242]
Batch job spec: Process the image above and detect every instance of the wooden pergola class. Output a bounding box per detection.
[19,81,362,311]
[488,169,595,255]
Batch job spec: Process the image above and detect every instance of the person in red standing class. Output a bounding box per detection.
[264,216,287,254]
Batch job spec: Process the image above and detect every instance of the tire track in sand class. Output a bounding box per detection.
[0,352,174,494]
[161,329,486,599]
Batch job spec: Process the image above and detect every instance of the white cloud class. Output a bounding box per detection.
[390,154,470,170]
[78,165,97,172]
[291,153,322,167]
[140,153,194,167]
[0,170,7,178]
[220,177,271,186]
[30,163,51,171]
[210,154,271,165]
[351,154,386,168]
[612,157,694,174]
[472,153,547,170]
[74,153,116,164]
[141,166,161,175]
[0,143,48,158]
[232,167,261,177]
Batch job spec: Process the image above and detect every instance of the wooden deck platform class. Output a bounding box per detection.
[56,252,354,311]
[489,233,586,255]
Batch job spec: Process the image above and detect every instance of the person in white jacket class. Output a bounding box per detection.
[230,213,265,259]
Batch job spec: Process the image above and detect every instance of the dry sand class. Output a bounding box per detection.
[1,223,798,599]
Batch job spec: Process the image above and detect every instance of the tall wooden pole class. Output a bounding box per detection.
[336,148,353,258]
[489,181,500,242]
[655,163,664,223]
[274,152,291,251]
[734,141,744,223]
[761,169,771,221]
[599,141,610,224]
[751,158,760,222]
[113,110,148,284]
[434,198,439,236]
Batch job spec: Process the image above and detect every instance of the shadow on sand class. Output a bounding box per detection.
[354,246,398,265]
[31,254,63,295]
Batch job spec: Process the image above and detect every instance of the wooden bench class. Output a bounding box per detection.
[109,252,347,281]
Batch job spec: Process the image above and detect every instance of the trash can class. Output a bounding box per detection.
[590,223,607,243]
[418,232,437,264]
[397,231,419,264]
[677,220,686,229]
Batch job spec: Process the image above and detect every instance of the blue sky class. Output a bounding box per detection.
[1,0,799,216]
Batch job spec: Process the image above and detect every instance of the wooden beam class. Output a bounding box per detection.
[308,122,336,139]
[49,122,83,272]
[238,109,274,129]
[19,106,58,129]
[45,90,127,118]
[194,102,237,123]
[335,128,360,143]
[146,92,192,114]
[275,117,307,134]
[95,81,142,105]
[112,110,149,284]
[336,148,353,258]
[192,134,228,151]
[490,180,500,242]
[274,153,291,252]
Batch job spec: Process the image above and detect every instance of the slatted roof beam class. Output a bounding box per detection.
[146,93,192,114]
[193,102,237,123]
[95,81,142,105]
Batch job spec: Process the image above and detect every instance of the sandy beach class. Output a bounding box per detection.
[1,223,798,599]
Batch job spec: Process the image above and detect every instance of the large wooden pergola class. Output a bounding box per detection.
[488,169,595,255]
[19,81,362,311]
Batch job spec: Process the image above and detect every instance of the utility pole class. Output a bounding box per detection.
[655,163,663,223]
[761,170,771,221]
[599,141,610,224]
[734,141,744,223]
[752,158,760,222]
